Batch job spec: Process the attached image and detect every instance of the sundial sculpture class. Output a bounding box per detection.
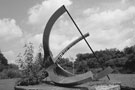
[14,5,118,90]
[42,5,113,87]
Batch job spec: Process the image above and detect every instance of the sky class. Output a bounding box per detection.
[0,0,135,63]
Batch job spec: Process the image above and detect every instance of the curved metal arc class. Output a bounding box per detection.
[55,64,74,77]
[43,5,74,76]
[45,63,94,85]
[43,5,66,60]
[42,5,89,77]
[54,33,89,63]
[46,63,113,86]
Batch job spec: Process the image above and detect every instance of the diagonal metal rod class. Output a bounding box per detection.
[63,6,110,80]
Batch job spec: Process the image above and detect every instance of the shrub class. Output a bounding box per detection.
[0,71,8,79]
[0,64,8,72]
[0,69,22,79]
[16,76,39,86]
[8,64,19,70]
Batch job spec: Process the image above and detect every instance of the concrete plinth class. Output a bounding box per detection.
[94,85,120,90]
[14,81,121,90]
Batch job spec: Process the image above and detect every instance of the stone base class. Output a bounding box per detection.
[52,84,120,90]
[14,82,121,90]
[94,85,120,90]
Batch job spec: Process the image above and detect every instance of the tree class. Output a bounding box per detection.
[0,50,8,72]
[124,46,135,55]
[0,50,8,66]
[16,42,34,76]
[16,43,49,85]
[125,53,135,73]
[8,63,19,70]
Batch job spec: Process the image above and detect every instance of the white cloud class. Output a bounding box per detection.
[28,0,72,26]
[28,34,42,46]
[87,6,135,28]
[83,8,100,16]
[80,6,135,50]
[3,50,16,64]
[121,0,128,3]
[0,18,23,40]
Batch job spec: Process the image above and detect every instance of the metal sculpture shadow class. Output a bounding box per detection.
[43,5,113,87]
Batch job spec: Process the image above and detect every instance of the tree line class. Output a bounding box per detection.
[0,50,21,79]
[58,45,135,74]
[1,43,135,81]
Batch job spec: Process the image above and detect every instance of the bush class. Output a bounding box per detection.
[0,71,8,79]
[0,69,22,79]
[16,68,48,86]
[8,64,19,70]
[16,76,39,86]
[0,64,8,72]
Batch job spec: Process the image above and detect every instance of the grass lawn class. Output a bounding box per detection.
[0,74,135,90]
[109,74,135,88]
[0,79,18,90]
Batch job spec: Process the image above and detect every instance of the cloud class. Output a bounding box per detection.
[79,6,135,50]
[83,8,100,16]
[3,50,16,64]
[28,34,42,49]
[121,0,128,3]
[28,0,72,26]
[91,6,135,26]
[0,18,23,40]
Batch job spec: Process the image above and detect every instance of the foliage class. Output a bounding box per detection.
[16,76,39,86]
[0,50,21,79]
[125,54,135,73]
[16,42,34,76]
[0,50,8,72]
[0,64,21,79]
[0,69,21,79]
[0,64,8,72]
[0,50,8,66]
[16,43,48,86]
[8,63,19,70]
[57,45,135,74]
